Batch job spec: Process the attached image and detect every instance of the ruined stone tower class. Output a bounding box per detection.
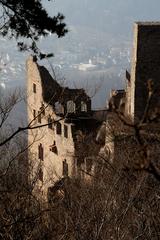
[126,22,160,121]
[27,56,101,199]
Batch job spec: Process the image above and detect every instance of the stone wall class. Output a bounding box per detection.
[129,22,160,121]
[27,56,76,198]
[26,56,100,199]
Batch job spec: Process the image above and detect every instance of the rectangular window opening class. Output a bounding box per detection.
[38,111,41,123]
[38,168,43,182]
[38,144,44,161]
[64,125,68,138]
[56,122,62,135]
[63,159,68,177]
[33,109,36,119]
[40,103,45,116]
[33,83,36,93]
[48,116,53,129]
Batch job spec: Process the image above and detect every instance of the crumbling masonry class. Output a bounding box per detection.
[27,56,102,198]
[27,22,160,198]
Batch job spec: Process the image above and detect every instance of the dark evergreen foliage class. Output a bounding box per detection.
[0,0,67,57]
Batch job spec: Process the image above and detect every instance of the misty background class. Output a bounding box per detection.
[0,0,160,121]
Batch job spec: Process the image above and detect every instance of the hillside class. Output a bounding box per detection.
[1,0,160,107]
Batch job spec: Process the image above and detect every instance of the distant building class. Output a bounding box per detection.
[74,59,97,71]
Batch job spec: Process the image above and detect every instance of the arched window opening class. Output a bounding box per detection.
[55,102,64,114]
[67,100,75,113]
[81,101,87,112]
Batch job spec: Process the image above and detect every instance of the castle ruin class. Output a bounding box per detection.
[27,56,102,198]
[27,22,160,198]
